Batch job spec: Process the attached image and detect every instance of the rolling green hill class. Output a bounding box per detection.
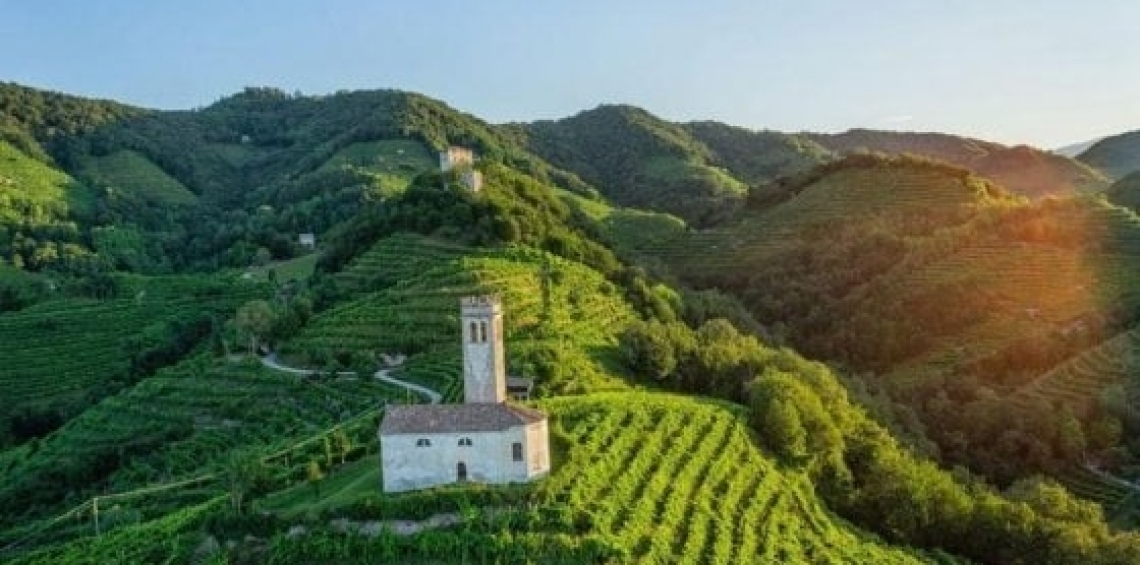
[1106,170,1140,212]
[683,120,833,185]
[517,105,750,226]
[9,81,1140,563]
[1079,130,1140,180]
[636,152,1140,486]
[810,128,1110,197]
[287,234,634,396]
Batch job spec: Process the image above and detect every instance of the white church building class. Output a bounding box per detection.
[378,295,550,492]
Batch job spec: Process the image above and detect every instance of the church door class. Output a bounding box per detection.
[457,461,468,482]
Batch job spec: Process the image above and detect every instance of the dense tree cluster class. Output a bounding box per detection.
[318,165,620,280]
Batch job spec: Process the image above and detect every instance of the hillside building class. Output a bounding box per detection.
[439,146,475,171]
[440,146,483,191]
[378,295,549,492]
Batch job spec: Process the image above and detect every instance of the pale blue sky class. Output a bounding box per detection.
[2,0,1136,147]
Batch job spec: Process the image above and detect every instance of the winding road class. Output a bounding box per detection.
[260,353,441,404]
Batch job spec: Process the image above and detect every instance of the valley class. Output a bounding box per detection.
[5,81,1140,563]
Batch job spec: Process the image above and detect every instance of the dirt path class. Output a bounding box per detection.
[260,353,441,404]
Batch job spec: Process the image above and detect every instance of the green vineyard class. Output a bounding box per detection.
[531,393,935,564]
[0,274,267,413]
[286,234,634,394]
[0,356,408,545]
[76,149,198,206]
[644,164,1003,276]
[207,392,942,564]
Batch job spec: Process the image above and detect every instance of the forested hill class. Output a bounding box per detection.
[512,105,828,226]
[638,151,1140,501]
[1079,129,1140,180]
[0,83,598,277]
[809,128,1109,197]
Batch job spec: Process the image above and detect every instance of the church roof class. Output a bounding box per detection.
[380,402,546,435]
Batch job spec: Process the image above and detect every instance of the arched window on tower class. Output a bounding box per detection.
[479,321,488,343]
[469,321,477,343]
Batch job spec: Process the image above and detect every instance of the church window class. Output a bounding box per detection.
[479,321,488,343]
[416,438,432,447]
[458,437,473,447]
[512,442,524,461]
[469,321,478,343]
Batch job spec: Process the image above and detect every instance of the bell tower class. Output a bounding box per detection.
[460,295,506,404]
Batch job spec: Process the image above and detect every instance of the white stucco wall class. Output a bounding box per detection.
[381,423,548,492]
[524,419,551,479]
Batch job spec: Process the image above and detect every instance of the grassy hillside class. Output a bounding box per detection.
[811,128,1109,197]
[1079,130,1140,180]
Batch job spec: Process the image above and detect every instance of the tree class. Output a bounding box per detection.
[306,460,324,498]
[225,451,266,514]
[332,429,353,465]
[763,398,809,462]
[233,299,275,355]
[619,321,677,381]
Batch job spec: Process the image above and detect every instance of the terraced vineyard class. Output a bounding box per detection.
[556,188,689,262]
[76,149,198,206]
[1008,330,1140,413]
[332,232,472,295]
[649,164,1005,276]
[287,237,634,394]
[0,357,407,538]
[527,393,935,563]
[0,274,267,412]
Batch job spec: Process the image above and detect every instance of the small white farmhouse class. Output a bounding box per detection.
[378,295,550,492]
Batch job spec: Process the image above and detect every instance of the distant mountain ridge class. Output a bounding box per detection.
[513,104,828,226]
[1078,130,1140,180]
[1054,137,1103,158]
[808,128,1108,197]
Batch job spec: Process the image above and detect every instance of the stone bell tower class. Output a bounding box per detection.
[460,295,506,404]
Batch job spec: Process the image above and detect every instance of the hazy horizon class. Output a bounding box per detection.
[4,0,1138,148]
